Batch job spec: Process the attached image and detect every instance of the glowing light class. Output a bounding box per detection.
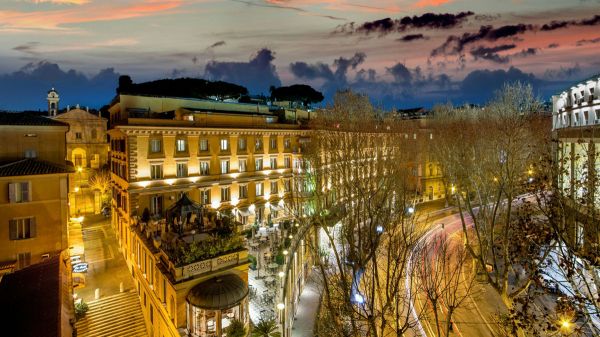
[278,271,285,278]
[189,177,199,183]
[138,181,150,188]
[560,319,572,331]
[354,293,364,304]
[230,173,239,179]
[527,169,533,175]
[278,169,285,174]
[263,170,272,176]
[165,179,176,185]
[231,197,239,206]
[70,216,84,223]
[211,200,220,209]
[73,186,80,193]
[278,192,284,198]
[77,166,83,173]
[265,201,271,208]
[249,204,256,213]
[264,193,271,200]
[407,207,415,214]
[451,185,456,193]
[278,199,284,207]
[277,303,285,310]
[288,234,293,239]
[283,250,288,256]
[376,225,384,233]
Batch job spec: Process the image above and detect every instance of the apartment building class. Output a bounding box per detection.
[0,112,72,273]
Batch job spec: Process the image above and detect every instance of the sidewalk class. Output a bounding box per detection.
[291,271,321,337]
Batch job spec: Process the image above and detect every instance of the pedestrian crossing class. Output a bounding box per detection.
[75,291,148,337]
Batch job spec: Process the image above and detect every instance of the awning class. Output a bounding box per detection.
[187,274,248,310]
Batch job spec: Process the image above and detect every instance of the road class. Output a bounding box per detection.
[73,214,135,302]
[409,211,503,337]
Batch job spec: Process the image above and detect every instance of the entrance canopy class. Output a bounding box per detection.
[187,274,248,310]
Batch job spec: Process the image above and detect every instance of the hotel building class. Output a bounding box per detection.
[107,94,312,337]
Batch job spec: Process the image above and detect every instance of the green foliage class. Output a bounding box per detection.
[270,84,324,106]
[248,254,257,270]
[251,318,281,337]
[224,318,247,337]
[74,300,89,320]
[175,234,245,266]
[118,78,248,101]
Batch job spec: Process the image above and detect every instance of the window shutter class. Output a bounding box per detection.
[9,220,17,240]
[8,183,15,203]
[30,217,37,238]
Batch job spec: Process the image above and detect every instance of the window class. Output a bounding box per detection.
[176,138,186,152]
[75,132,82,139]
[9,217,36,240]
[238,137,247,151]
[255,138,263,151]
[255,158,263,171]
[74,154,83,167]
[284,138,291,149]
[150,164,163,179]
[239,159,247,172]
[150,196,163,215]
[176,163,188,177]
[150,139,162,153]
[199,161,210,175]
[270,181,278,194]
[255,182,264,196]
[220,160,230,174]
[284,156,291,168]
[220,138,229,151]
[270,137,277,150]
[239,185,248,199]
[284,179,291,192]
[17,252,31,269]
[24,149,37,158]
[199,139,209,152]
[9,182,30,203]
[200,189,211,205]
[270,157,277,169]
[221,187,230,201]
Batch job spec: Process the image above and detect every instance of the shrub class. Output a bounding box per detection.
[75,300,89,320]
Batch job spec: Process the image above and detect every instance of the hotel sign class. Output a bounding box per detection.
[181,252,240,278]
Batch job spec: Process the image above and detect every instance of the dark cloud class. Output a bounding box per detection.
[459,67,540,102]
[431,24,532,56]
[541,15,600,31]
[290,52,366,92]
[469,44,515,63]
[543,64,582,80]
[0,61,119,111]
[547,43,560,49]
[387,63,412,82]
[335,11,474,36]
[397,34,428,42]
[204,48,281,94]
[209,41,226,48]
[513,48,539,57]
[12,42,40,56]
[576,37,600,46]
[231,0,345,20]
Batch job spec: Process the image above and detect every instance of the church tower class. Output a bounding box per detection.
[47,88,59,116]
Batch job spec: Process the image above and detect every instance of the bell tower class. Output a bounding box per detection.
[47,88,59,116]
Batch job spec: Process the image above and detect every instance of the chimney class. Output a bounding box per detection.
[86,106,89,113]
[67,105,70,112]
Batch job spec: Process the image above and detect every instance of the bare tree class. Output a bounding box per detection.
[430,82,554,335]
[88,168,111,205]
[286,91,427,337]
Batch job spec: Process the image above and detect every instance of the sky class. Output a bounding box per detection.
[0,0,599,110]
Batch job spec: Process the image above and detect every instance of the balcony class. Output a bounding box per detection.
[133,194,247,282]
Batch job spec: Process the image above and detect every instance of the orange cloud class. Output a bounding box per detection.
[0,0,183,31]
[413,0,453,8]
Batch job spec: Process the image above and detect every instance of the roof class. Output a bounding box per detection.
[0,158,74,177]
[187,273,248,310]
[54,107,105,121]
[0,255,62,337]
[0,112,67,126]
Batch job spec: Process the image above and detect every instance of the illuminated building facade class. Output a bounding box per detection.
[107,94,311,336]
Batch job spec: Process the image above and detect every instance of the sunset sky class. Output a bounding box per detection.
[1,0,599,110]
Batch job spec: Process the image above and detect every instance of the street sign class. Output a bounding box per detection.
[72,262,89,273]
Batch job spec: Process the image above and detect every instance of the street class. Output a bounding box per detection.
[74,214,135,302]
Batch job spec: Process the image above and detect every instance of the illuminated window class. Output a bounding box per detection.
[255,138,263,151]
[256,182,264,196]
[270,181,278,194]
[150,164,163,179]
[199,161,210,175]
[176,163,188,177]
[284,138,291,149]
[221,187,230,201]
[199,139,209,152]
[150,139,162,153]
[239,159,247,172]
[255,158,263,171]
[221,160,230,174]
[239,185,248,198]
[270,157,277,169]
[284,156,291,168]
[176,138,186,152]
[200,189,211,205]
[270,137,277,150]
[220,138,229,151]
[238,137,247,151]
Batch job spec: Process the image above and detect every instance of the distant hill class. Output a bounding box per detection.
[117,76,248,101]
